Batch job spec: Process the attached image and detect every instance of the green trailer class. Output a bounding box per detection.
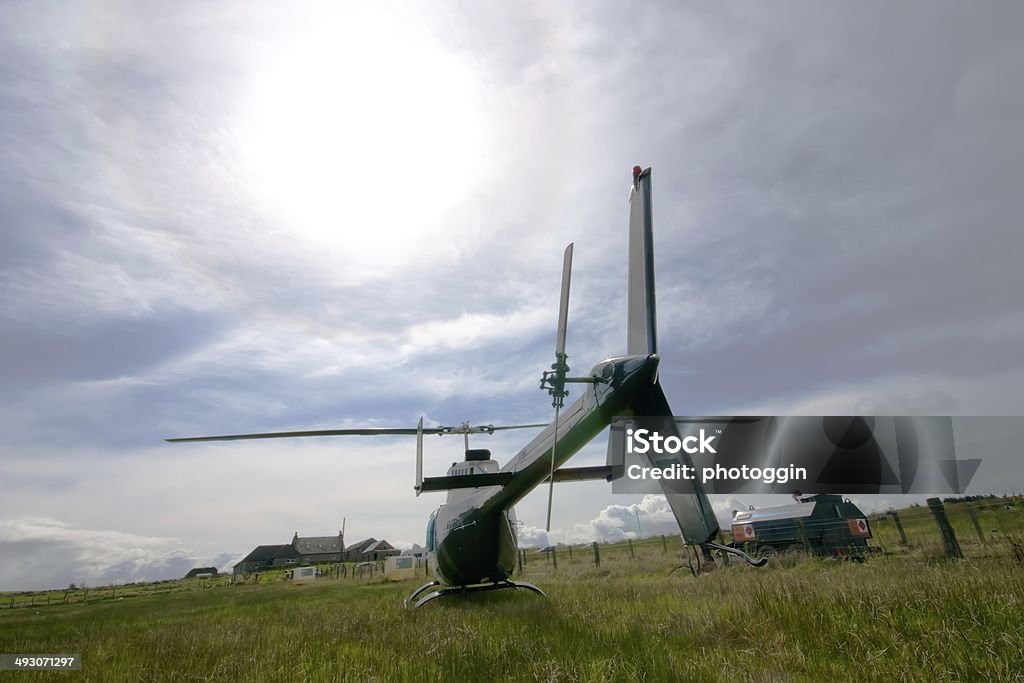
[730,494,874,558]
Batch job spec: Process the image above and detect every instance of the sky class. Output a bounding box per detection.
[1,1,1023,591]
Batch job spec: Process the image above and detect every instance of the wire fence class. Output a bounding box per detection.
[0,576,231,611]
[514,495,1024,578]
[4,497,1022,610]
[865,497,1024,561]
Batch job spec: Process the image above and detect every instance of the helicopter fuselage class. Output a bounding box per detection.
[425,354,659,586]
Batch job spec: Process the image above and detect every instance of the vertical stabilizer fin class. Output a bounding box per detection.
[627,166,658,356]
[628,382,720,544]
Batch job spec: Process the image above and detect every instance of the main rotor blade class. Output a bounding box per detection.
[555,243,573,357]
[166,427,441,442]
[486,423,548,431]
[166,423,550,443]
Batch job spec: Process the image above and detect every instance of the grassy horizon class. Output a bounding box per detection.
[3,535,1023,681]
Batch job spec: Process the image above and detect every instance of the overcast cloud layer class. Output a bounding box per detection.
[1,1,1022,590]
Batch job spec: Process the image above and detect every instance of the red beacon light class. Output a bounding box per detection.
[632,165,643,179]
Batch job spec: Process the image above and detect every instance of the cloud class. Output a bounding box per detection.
[520,494,692,546]
[0,517,238,591]
[2,2,1023,590]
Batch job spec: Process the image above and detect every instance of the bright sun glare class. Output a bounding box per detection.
[239,7,486,275]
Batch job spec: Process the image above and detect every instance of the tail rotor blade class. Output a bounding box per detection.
[545,242,573,533]
[555,243,573,358]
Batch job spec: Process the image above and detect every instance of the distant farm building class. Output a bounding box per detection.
[184,567,219,579]
[344,538,399,562]
[232,529,399,575]
[401,544,426,559]
[291,531,345,563]
[233,544,302,575]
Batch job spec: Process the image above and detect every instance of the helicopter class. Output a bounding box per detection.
[167,166,765,608]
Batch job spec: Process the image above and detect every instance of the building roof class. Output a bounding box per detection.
[294,535,343,554]
[184,567,219,578]
[363,540,394,553]
[238,544,301,565]
[345,537,378,553]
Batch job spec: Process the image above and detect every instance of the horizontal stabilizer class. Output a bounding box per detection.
[543,465,615,483]
[418,472,515,493]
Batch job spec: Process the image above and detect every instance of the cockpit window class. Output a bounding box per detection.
[425,511,438,552]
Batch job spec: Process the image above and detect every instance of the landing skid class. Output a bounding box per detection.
[703,541,769,567]
[405,579,546,610]
[403,580,440,609]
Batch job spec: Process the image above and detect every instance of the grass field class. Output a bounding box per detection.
[3,519,1024,682]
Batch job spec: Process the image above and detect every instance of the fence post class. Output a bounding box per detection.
[552,546,558,570]
[568,545,573,561]
[796,520,811,553]
[517,548,523,574]
[628,538,635,559]
[592,541,601,567]
[967,507,987,545]
[661,535,667,554]
[927,497,963,558]
[889,510,909,546]
[716,530,730,566]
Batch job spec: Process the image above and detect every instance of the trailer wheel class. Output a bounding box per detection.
[756,544,778,559]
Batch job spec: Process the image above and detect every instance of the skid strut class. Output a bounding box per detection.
[406,580,546,610]
[403,580,440,609]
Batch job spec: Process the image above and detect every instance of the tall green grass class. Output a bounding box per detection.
[3,544,1022,682]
